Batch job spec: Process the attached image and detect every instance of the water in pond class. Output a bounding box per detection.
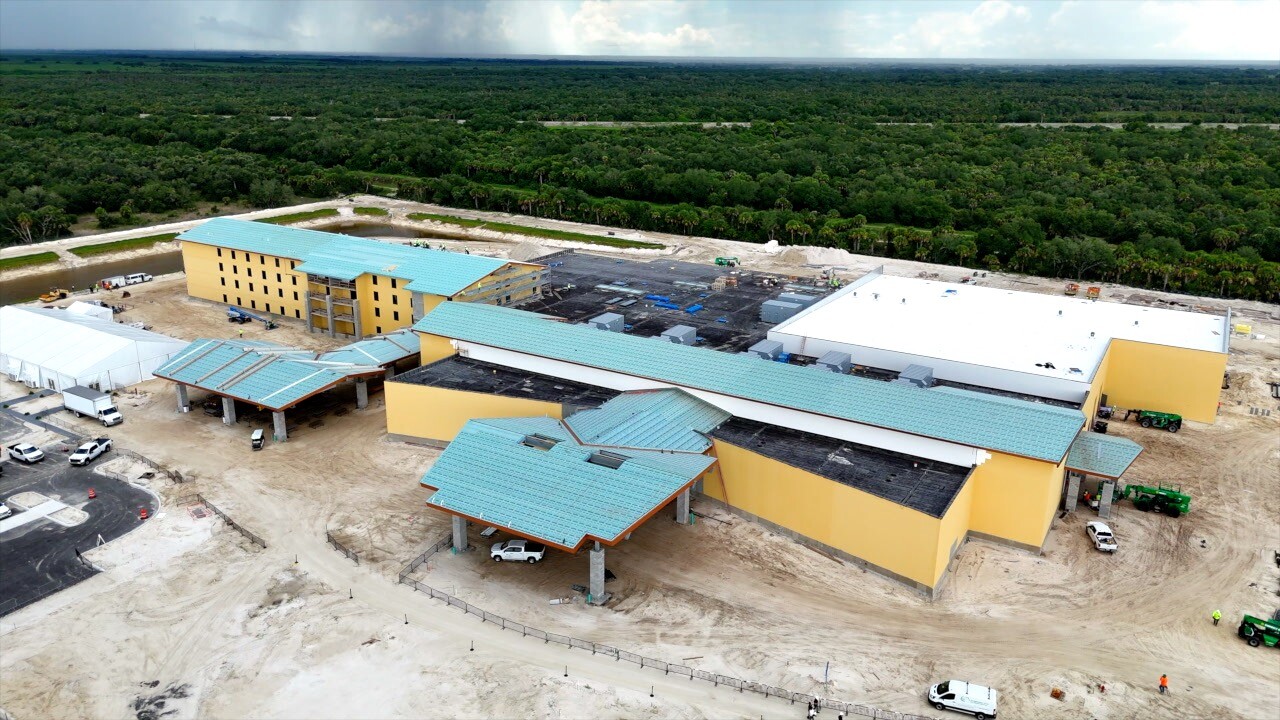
[1,250,185,305]
[312,221,480,242]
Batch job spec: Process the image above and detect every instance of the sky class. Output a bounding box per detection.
[1,0,1277,62]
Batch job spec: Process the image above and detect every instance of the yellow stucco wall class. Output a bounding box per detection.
[181,241,308,319]
[417,332,457,364]
[1100,339,1226,423]
[933,474,975,583]
[709,439,949,588]
[967,451,1065,550]
[385,383,562,444]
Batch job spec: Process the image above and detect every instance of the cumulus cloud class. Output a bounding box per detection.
[195,16,283,41]
[856,0,1033,57]
[567,1,715,52]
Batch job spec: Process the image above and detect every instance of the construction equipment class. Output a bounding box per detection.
[39,288,69,303]
[1064,283,1079,296]
[1237,615,1280,648]
[1086,286,1101,300]
[226,306,277,329]
[714,257,740,267]
[1115,483,1191,517]
[1135,409,1182,433]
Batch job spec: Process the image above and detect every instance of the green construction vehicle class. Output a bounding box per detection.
[1237,615,1280,648]
[715,257,740,267]
[1135,410,1182,433]
[1116,483,1192,517]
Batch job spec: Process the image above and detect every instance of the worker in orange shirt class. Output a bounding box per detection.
[1159,674,1169,694]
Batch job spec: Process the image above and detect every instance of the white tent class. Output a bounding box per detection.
[0,306,188,391]
[65,300,113,321]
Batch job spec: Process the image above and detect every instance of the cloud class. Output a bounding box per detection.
[368,13,430,40]
[1138,0,1280,60]
[195,16,283,41]
[860,0,1033,57]
[567,0,715,51]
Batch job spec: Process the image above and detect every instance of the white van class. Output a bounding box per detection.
[125,273,153,285]
[928,680,997,719]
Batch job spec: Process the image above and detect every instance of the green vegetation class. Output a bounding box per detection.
[353,206,388,216]
[0,54,1276,300]
[255,209,339,225]
[69,232,178,257]
[406,212,663,249]
[0,251,59,271]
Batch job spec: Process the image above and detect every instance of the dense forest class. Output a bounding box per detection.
[1,54,1277,301]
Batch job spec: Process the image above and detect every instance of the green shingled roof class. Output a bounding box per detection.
[565,388,729,452]
[1066,431,1143,479]
[421,417,713,549]
[178,218,529,297]
[155,333,417,410]
[414,303,1085,462]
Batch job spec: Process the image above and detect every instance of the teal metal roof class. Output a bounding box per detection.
[414,303,1085,462]
[565,388,730,452]
[154,334,404,410]
[317,329,418,366]
[179,217,334,260]
[420,417,714,549]
[178,218,527,297]
[1066,432,1143,479]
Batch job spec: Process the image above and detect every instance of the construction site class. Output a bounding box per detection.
[1,199,1277,720]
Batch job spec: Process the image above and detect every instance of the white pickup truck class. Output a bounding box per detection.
[490,539,547,563]
[7,442,45,463]
[69,437,113,466]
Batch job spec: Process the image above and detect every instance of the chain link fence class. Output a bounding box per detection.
[326,531,360,564]
[392,537,934,720]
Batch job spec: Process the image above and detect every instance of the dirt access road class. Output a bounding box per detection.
[2,210,1278,720]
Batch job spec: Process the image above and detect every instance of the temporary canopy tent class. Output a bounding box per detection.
[0,306,188,391]
[65,301,113,321]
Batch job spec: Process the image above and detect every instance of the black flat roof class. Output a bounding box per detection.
[393,356,620,407]
[521,250,831,353]
[711,417,972,518]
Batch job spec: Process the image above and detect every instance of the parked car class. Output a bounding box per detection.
[0,501,11,520]
[7,442,45,463]
[928,680,997,719]
[1086,521,1118,553]
[68,438,113,466]
[490,539,547,563]
[125,273,153,285]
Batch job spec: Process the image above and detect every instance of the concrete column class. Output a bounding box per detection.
[355,378,368,409]
[324,294,335,338]
[352,298,363,340]
[272,410,287,442]
[1098,480,1115,520]
[1064,471,1082,512]
[588,541,606,605]
[411,292,425,322]
[452,515,467,552]
[305,298,314,333]
[675,488,691,524]
[175,384,189,412]
[221,396,236,426]
[384,365,396,381]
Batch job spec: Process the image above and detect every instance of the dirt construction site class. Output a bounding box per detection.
[1,201,1278,720]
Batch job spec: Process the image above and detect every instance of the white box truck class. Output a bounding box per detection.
[63,386,124,426]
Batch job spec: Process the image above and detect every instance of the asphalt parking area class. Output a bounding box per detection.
[0,450,156,617]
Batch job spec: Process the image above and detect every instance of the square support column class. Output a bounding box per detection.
[305,301,314,333]
[175,384,189,413]
[324,295,336,338]
[1097,480,1115,519]
[384,365,396,381]
[675,488,691,524]
[452,515,467,552]
[272,410,287,442]
[1064,471,1082,512]
[352,298,363,340]
[588,542,606,605]
[221,396,237,425]
[355,378,369,409]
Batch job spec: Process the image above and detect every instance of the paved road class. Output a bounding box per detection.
[0,455,156,617]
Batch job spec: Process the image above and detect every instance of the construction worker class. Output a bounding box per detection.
[1159,674,1168,694]
[238,328,244,339]
[1212,609,1222,626]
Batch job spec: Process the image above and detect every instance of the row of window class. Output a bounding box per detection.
[222,294,303,319]
[219,277,303,301]
[218,262,300,286]
[372,307,401,321]
[215,248,297,270]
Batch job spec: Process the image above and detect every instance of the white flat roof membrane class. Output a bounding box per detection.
[769,275,1227,389]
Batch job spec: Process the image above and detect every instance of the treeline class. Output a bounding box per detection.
[0,57,1277,301]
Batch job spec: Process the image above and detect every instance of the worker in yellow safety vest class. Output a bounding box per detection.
[1212,609,1222,626]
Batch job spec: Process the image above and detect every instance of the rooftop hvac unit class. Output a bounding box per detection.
[747,339,784,361]
[521,434,560,450]
[588,312,624,332]
[898,364,935,388]
[777,292,818,308]
[760,300,803,324]
[587,450,630,469]
[815,350,852,374]
[661,325,698,346]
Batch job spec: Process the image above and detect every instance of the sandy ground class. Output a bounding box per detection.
[2,210,1278,720]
